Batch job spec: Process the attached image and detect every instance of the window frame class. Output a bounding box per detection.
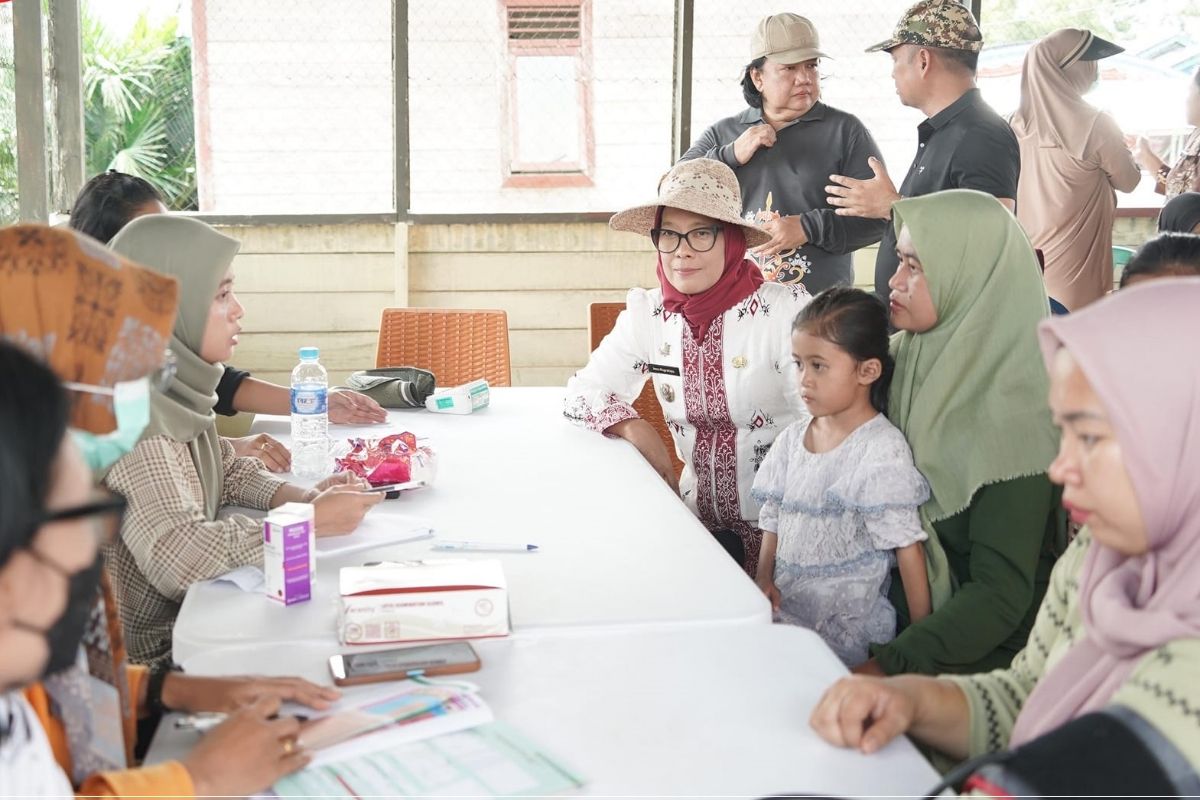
[499,0,595,189]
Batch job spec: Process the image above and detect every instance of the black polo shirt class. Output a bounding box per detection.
[681,102,887,294]
[873,88,1020,298]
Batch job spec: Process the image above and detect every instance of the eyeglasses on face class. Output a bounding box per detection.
[650,225,723,254]
[37,492,127,550]
[62,349,177,397]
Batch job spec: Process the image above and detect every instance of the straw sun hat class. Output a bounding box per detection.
[609,159,771,249]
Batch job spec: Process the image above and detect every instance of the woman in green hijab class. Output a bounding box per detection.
[858,189,1065,677]
[104,215,382,668]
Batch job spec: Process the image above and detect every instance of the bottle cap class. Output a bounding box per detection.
[299,347,320,360]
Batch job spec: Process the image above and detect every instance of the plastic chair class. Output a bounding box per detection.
[1113,245,1137,284]
[588,302,685,480]
[376,308,512,388]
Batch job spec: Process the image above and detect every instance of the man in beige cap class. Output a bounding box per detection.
[825,0,1020,304]
[680,13,886,295]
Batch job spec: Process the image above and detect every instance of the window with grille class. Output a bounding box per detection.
[502,0,593,187]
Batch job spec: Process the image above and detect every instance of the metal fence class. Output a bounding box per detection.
[8,0,1189,220]
[0,5,18,224]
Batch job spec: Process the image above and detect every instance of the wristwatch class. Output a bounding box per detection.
[1158,164,1171,182]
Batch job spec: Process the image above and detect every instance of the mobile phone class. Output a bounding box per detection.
[328,641,481,686]
[366,480,427,499]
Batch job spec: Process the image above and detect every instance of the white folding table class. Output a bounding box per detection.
[148,625,939,799]
[172,388,771,663]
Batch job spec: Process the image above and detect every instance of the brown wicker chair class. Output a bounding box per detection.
[376,308,512,387]
[588,302,685,480]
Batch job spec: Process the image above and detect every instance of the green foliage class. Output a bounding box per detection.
[983,0,1200,44]
[81,3,196,210]
[0,7,18,224]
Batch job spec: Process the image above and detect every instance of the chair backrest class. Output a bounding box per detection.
[376,308,512,387]
[1112,245,1137,284]
[588,302,685,480]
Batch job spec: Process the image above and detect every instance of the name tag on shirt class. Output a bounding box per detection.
[648,363,680,377]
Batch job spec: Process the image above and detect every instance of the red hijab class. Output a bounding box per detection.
[655,207,764,342]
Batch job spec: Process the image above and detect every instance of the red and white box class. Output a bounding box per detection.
[337,559,509,645]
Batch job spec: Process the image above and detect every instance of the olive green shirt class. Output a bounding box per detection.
[872,474,1063,675]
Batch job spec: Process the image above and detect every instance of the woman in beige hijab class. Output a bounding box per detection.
[1012,28,1140,311]
[104,215,382,668]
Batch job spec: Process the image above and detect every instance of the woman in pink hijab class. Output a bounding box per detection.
[806,278,1200,795]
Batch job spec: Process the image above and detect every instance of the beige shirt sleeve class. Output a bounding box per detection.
[104,435,282,601]
[1090,113,1142,193]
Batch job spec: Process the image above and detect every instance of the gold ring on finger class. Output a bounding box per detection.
[282,737,296,756]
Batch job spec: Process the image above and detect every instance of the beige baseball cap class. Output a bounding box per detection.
[750,13,829,63]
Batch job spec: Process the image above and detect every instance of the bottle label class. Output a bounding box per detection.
[291,388,327,415]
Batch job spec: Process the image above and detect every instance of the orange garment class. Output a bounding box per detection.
[24,679,194,798]
[0,224,178,434]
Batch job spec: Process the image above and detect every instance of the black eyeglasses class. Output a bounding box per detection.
[37,493,127,550]
[650,225,722,254]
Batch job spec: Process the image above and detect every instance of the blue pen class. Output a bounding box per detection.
[432,540,538,553]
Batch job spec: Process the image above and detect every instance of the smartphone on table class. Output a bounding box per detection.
[328,641,481,686]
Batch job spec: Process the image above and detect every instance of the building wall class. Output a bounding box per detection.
[220,221,655,390]
[219,214,1160,392]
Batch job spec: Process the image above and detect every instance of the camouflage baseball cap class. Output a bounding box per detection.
[865,0,983,54]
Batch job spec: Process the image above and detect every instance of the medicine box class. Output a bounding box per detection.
[337,559,509,645]
[263,502,314,605]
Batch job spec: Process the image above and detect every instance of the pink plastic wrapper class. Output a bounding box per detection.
[333,432,436,487]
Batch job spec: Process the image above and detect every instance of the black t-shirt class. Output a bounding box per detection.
[214,365,251,416]
[874,88,1020,298]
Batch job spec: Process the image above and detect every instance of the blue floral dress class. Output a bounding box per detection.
[751,413,929,666]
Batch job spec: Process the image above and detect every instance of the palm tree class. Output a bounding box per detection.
[82,3,196,210]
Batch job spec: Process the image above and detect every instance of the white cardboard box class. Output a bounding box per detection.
[337,559,509,645]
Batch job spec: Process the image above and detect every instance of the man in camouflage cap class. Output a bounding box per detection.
[865,0,983,54]
[826,0,1018,310]
[826,0,1025,679]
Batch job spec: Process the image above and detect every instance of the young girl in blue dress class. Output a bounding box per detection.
[752,287,931,666]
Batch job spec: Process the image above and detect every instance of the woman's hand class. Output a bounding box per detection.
[312,471,371,494]
[329,389,388,425]
[1127,135,1165,174]
[161,672,340,714]
[312,484,383,536]
[606,418,679,494]
[809,675,918,754]
[230,433,291,473]
[756,577,781,611]
[811,674,971,759]
[182,696,309,798]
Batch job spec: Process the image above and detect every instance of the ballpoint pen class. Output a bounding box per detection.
[174,712,308,732]
[431,540,538,553]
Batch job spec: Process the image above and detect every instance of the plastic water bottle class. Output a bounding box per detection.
[290,347,330,479]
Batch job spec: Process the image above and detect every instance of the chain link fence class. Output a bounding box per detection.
[18,1,1191,217]
[408,0,675,214]
[690,0,924,193]
[194,0,392,213]
[0,3,17,224]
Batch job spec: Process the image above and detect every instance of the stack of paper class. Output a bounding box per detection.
[271,679,583,798]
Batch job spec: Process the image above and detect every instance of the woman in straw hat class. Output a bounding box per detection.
[565,158,810,578]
